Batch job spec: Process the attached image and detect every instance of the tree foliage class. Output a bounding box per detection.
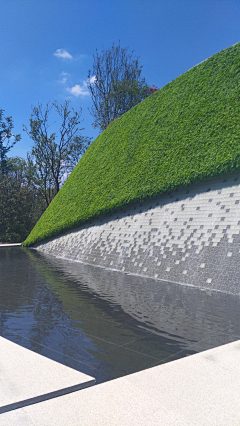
[87,43,149,131]
[8,155,47,219]
[0,110,47,243]
[0,161,44,243]
[0,109,21,175]
[24,101,92,206]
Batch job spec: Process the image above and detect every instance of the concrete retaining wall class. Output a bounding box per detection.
[35,171,240,293]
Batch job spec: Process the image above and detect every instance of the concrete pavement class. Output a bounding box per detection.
[1,338,240,425]
[0,337,95,415]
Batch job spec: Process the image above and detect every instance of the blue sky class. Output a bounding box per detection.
[1,0,240,158]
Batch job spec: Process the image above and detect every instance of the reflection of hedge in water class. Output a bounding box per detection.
[24,42,240,246]
[0,247,49,312]
[29,250,240,349]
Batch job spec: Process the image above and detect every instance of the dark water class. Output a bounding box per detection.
[0,247,240,384]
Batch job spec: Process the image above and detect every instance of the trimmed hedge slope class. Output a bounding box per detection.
[24,42,240,246]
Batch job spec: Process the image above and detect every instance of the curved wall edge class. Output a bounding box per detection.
[34,171,240,294]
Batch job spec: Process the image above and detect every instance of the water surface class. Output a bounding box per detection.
[0,247,240,384]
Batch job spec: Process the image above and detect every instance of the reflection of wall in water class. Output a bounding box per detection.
[35,171,240,294]
[40,254,240,349]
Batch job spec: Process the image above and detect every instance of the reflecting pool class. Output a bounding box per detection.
[0,246,240,384]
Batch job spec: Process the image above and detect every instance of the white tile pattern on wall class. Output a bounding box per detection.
[35,171,240,294]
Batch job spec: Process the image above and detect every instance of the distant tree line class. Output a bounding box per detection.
[1,42,158,242]
[0,104,91,242]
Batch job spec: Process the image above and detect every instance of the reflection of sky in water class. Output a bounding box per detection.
[0,247,240,384]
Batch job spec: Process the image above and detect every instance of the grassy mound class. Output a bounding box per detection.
[24,42,240,246]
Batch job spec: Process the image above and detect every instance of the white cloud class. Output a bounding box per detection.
[61,171,71,184]
[67,82,89,97]
[58,71,70,84]
[54,49,72,59]
[89,75,97,84]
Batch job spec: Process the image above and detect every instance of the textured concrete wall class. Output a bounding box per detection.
[35,171,240,293]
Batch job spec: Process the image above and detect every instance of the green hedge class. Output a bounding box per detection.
[23,42,240,246]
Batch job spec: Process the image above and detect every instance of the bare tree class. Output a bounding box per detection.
[23,101,91,206]
[87,42,149,131]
